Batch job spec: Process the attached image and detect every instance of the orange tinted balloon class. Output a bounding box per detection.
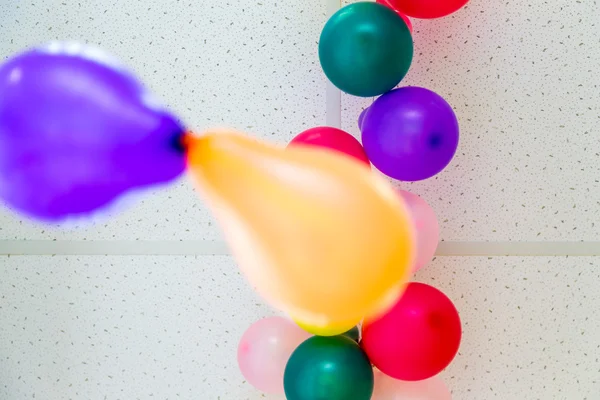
[186,131,415,326]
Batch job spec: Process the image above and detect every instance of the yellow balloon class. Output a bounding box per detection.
[293,317,359,337]
[186,131,414,327]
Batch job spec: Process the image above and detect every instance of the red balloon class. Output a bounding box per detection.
[376,0,413,32]
[361,283,461,381]
[289,127,371,166]
[386,0,469,19]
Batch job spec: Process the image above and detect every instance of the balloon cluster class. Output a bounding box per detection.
[239,1,470,399]
[237,123,460,399]
[0,0,470,398]
[240,282,460,400]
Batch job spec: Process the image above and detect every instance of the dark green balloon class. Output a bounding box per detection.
[284,336,374,400]
[342,326,360,342]
[319,2,413,97]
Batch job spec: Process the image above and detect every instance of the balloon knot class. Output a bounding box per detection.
[177,131,197,154]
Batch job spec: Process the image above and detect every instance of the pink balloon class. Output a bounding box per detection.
[372,369,452,400]
[397,190,439,272]
[237,317,311,394]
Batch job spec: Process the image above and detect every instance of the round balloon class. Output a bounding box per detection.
[284,336,374,400]
[289,127,370,166]
[362,283,461,381]
[238,317,311,394]
[186,132,415,328]
[386,0,469,19]
[397,190,439,272]
[319,2,413,97]
[361,87,459,181]
[376,0,413,32]
[0,42,186,221]
[372,369,452,400]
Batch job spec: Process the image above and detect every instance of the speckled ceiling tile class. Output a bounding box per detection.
[0,0,327,240]
[341,0,600,241]
[1,255,599,399]
[0,255,282,400]
[415,256,600,400]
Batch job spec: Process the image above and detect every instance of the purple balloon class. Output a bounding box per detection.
[358,107,369,131]
[0,42,186,221]
[360,87,459,181]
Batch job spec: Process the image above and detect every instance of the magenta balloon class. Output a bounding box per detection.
[237,317,311,394]
[361,87,459,181]
[372,369,452,400]
[397,190,439,272]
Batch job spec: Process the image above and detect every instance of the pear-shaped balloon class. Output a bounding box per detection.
[0,42,186,221]
[186,131,415,328]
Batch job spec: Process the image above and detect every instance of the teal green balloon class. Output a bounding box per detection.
[284,336,374,400]
[342,326,360,342]
[319,2,413,97]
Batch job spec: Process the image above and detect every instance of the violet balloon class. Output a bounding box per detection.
[358,107,369,131]
[361,87,459,181]
[238,317,311,394]
[0,42,186,221]
[397,190,439,272]
[372,369,452,400]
